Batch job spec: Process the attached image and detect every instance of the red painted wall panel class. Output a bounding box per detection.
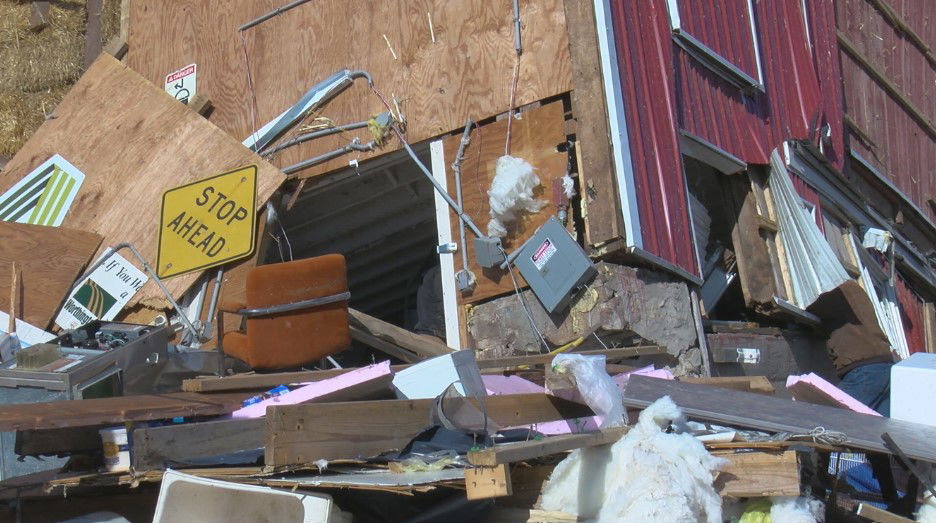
[896,272,927,354]
[607,0,845,277]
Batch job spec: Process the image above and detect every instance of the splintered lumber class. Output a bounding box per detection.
[0,55,284,307]
[266,394,593,466]
[476,346,664,369]
[682,376,776,395]
[623,376,936,463]
[0,392,249,431]
[465,464,512,500]
[349,308,453,359]
[711,450,800,497]
[487,509,580,523]
[468,427,628,466]
[0,222,102,329]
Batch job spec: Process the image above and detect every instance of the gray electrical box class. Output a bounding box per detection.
[514,216,597,313]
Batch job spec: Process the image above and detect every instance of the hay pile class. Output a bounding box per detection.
[0,0,122,158]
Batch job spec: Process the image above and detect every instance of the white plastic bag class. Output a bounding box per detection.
[550,353,625,428]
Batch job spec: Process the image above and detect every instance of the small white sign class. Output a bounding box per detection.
[164,63,197,104]
[531,237,557,271]
[55,252,148,329]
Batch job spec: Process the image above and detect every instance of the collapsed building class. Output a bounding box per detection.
[0,0,933,521]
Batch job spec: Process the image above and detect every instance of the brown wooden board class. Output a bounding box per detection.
[0,55,285,307]
[0,392,249,431]
[681,376,776,395]
[711,449,800,498]
[727,175,777,309]
[623,376,936,463]
[349,308,453,358]
[562,0,620,248]
[0,222,102,329]
[125,0,573,179]
[132,417,265,471]
[441,101,568,305]
[266,394,593,466]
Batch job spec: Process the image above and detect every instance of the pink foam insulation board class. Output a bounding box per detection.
[231,361,394,419]
[786,372,881,416]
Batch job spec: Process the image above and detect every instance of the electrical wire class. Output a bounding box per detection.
[240,33,261,151]
[506,259,549,353]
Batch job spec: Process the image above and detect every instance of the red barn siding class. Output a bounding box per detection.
[896,272,927,354]
[607,0,845,277]
[837,0,936,223]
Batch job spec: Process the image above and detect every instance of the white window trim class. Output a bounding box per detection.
[664,0,765,91]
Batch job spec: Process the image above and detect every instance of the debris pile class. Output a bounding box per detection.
[0,1,933,522]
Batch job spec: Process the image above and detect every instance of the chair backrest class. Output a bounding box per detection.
[243,254,349,369]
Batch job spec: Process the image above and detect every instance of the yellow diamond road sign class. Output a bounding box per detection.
[157,165,258,279]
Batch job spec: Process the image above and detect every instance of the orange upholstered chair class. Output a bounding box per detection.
[217,254,350,370]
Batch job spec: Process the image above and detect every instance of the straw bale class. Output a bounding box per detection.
[0,86,68,157]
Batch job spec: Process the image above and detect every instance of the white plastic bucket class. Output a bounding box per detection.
[98,426,130,472]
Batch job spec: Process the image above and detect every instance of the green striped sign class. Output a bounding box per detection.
[0,154,85,227]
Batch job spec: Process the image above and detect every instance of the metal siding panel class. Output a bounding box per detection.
[611,0,697,275]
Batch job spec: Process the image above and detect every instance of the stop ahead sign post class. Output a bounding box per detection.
[157,165,258,279]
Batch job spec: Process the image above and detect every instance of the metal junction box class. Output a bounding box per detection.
[514,216,597,313]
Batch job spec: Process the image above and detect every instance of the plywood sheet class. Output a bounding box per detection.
[0,55,284,305]
[442,101,568,304]
[125,0,572,179]
[0,222,102,329]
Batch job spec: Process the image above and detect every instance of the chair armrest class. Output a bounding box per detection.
[238,291,351,318]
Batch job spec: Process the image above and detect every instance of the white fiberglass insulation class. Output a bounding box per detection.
[540,396,725,522]
[486,155,545,238]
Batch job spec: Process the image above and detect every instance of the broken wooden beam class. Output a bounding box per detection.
[681,376,776,395]
[468,427,628,466]
[348,308,453,359]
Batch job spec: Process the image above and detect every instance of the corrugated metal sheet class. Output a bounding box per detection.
[606,0,845,276]
[838,0,936,224]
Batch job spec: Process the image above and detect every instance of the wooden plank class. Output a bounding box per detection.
[856,503,916,523]
[468,427,627,466]
[441,101,568,305]
[487,508,580,523]
[711,450,800,498]
[727,174,778,309]
[348,308,453,359]
[125,0,573,179]
[0,392,249,431]
[623,375,936,463]
[465,464,512,500]
[476,346,664,369]
[0,222,102,329]
[103,37,129,60]
[132,417,264,471]
[266,394,593,465]
[83,0,103,70]
[0,55,284,307]
[562,0,620,247]
[681,376,776,395]
[837,31,936,139]
[349,325,420,363]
